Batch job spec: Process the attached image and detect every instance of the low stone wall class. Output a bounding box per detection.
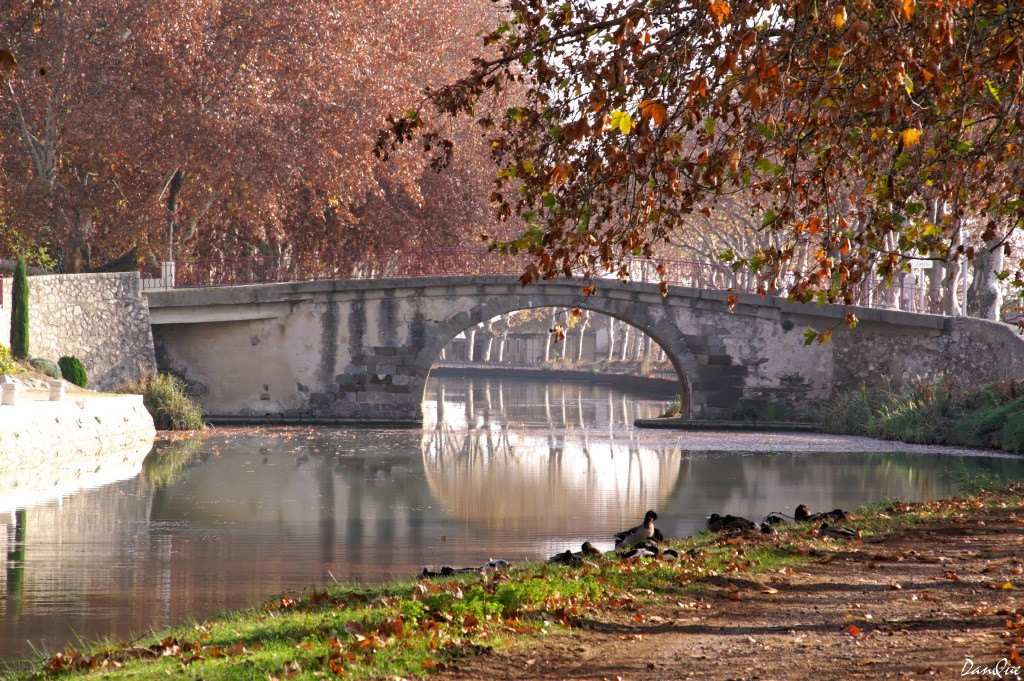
[0,392,156,513]
[0,272,156,390]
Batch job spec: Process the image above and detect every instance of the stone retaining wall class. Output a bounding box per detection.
[0,393,155,512]
[1,272,156,390]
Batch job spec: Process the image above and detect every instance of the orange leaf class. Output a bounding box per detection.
[708,0,731,26]
[900,127,922,147]
[726,294,738,311]
[638,99,668,126]
[832,6,847,29]
[846,624,862,636]
[898,0,915,22]
[421,660,436,669]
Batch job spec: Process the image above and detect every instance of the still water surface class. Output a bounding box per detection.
[3,375,1024,660]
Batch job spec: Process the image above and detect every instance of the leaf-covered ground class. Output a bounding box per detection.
[441,488,1024,680]
[8,485,1024,680]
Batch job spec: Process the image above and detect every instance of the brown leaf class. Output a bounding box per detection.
[0,49,16,77]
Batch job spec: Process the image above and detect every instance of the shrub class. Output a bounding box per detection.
[999,411,1024,453]
[10,255,29,359]
[28,357,62,379]
[866,382,956,444]
[118,373,204,431]
[0,343,16,375]
[953,397,1024,448]
[58,355,88,388]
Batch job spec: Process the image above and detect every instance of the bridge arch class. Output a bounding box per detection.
[410,292,701,416]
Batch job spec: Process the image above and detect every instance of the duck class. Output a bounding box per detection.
[480,558,509,572]
[548,549,582,567]
[620,546,659,559]
[760,521,778,535]
[796,505,851,523]
[581,541,602,558]
[762,512,790,526]
[614,510,658,549]
[706,513,757,532]
[817,522,861,540]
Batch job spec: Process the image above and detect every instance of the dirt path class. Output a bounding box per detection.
[439,500,1024,680]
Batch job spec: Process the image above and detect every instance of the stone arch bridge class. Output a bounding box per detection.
[144,276,1024,424]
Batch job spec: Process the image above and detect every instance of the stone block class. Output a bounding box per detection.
[1,382,19,405]
[49,379,67,401]
[682,334,711,354]
[707,354,733,366]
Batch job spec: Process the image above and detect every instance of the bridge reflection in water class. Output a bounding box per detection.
[422,377,680,537]
[3,376,1024,662]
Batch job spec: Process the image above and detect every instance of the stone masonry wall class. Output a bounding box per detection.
[833,316,1024,392]
[0,272,156,390]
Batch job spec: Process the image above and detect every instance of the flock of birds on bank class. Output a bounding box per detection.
[420,504,857,578]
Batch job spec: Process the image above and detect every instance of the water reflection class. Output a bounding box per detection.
[421,378,679,532]
[2,375,1023,662]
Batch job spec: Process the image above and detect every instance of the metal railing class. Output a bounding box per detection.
[140,248,949,315]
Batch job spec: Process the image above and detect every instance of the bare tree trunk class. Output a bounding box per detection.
[575,311,591,362]
[619,324,631,361]
[466,327,477,362]
[967,238,1005,320]
[606,317,616,360]
[942,223,964,316]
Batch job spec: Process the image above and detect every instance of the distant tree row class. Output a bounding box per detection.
[0,0,509,273]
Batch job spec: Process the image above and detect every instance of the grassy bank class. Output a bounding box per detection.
[820,379,1024,453]
[6,482,1024,681]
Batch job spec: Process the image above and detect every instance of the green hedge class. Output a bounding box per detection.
[58,355,88,388]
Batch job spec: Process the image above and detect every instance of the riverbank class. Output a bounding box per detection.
[0,377,155,513]
[10,483,1024,680]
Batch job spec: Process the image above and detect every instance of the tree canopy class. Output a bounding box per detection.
[0,0,506,272]
[379,0,1023,319]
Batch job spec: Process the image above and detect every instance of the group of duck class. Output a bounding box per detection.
[419,505,858,578]
[549,510,678,566]
[707,504,859,540]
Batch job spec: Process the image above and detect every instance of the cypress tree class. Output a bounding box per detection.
[11,255,29,360]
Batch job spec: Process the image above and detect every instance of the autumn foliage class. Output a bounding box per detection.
[381,0,1024,310]
[0,0,507,273]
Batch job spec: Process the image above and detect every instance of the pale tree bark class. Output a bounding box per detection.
[466,327,477,362]
[482,319,495,362]
[606,316,616,360]
[575,310,591,362]
[967,238,1005,320]
[942,223,964,317]
[495,316,510,362]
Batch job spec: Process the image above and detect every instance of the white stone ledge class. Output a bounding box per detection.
[0,393,156,514]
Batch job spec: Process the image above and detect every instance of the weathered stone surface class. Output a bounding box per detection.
[0,272,156,390]
[0,392,155,510]
[144,276,1024,423]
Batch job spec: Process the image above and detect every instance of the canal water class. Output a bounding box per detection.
[3,375,1024,661]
